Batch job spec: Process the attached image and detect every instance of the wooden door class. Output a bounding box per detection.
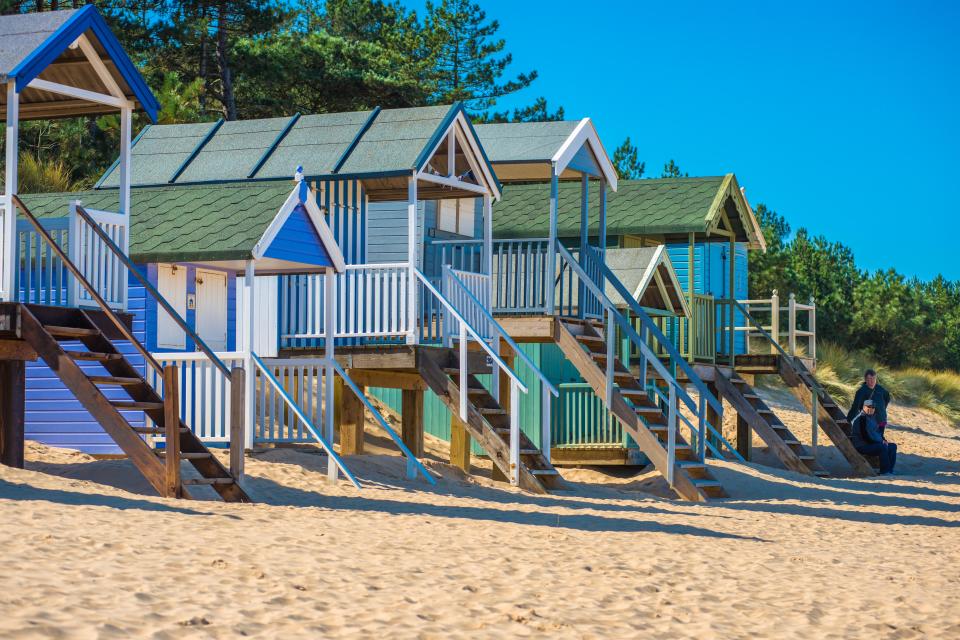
[195,269,228,351]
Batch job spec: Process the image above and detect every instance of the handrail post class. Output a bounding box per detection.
[510,379,520,486]
[406,174,419,345]
[163,365,180,499]
[547,168,558,315]
[605,307,615,406]
[459,321,468,421]
[541,382,551,464]
[229,366,245,479]
[698,394,706,461]
[809,296,817,363]
[666,383,677,486]
[811,384,819,459]
[67,201,81,307]
[788,293,797,356]
[770,289,780,354]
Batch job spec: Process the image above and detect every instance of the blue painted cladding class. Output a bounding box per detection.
[263,204,333,267]
[25,262,238,454]
[25,268,148,455]
[668,242,749,353]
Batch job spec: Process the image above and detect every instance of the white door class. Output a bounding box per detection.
[236,275,279,357]
[195,269,228,351]
[156,264,187,350]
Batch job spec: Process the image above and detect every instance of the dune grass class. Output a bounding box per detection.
[814,342,960,425]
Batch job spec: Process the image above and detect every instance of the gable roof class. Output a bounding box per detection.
[96,103,499,199]
[475,118,618,189]
[492,174,765,249]
[18,182,344,269]
[0,6,159,121]
[604,246,689,316]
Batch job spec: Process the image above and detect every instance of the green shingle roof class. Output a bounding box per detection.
[19,182,294,264]
[474,121,581,163]
[492,175,755,241]
[97,104,472,187]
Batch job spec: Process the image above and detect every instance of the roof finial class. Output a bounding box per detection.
[294,165,304,183]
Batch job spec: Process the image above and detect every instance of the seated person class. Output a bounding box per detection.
[848,369,892,437]
[849,398,897,474]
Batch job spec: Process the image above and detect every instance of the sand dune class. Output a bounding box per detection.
[1,395,958,639]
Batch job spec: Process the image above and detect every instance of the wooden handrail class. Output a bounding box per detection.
[12,195,165,374]
[70,201,231,379]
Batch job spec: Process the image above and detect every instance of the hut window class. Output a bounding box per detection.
[437,198,476,236]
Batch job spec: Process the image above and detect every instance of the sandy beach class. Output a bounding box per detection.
[1,390,959,639]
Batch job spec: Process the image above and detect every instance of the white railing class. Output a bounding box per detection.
[732,291,817,363]
[13,203,129,310]
[282,263,413,341]
[441,266,492,342]
[146,351,246,442]
[69,204,129,311]
[441,267,560,468]
[0,199,10,301]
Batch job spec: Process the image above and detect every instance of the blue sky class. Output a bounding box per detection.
[423,1,959,280]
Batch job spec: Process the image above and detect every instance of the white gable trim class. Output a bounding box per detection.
[417,110,501,200]
[551,118,619,190]
[252,185,347,272]
[631,245,690,317]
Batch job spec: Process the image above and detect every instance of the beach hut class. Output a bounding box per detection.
[492,174,875,479]
[428,120,730,500]
[68,104,563,493]
[0,6,257,500]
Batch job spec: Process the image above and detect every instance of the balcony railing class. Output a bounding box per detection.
[14,202,129,310]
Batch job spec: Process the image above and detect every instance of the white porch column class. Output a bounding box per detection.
[3,81,19,301]
[598,177,607,259]
[546,164,559,315]
[578,174,589,318]
[406,173,418,344]
[482,192,492,274]
[323,266,338,482]
[243,260,255,449]
[119,106,132,215]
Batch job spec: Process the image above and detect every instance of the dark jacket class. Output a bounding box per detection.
[851,412,883,447]
[847,383,891,425]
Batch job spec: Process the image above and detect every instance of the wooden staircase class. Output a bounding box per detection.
[778,358,876,476]
[555,317,725,501]
[419,350,565,493]
[711,366,829,477]
[21,304,250,502]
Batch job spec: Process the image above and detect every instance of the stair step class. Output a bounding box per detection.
[182,477,234,486]
[478,407,507,416]
[87,375,144,386]
[757,408,775,415]
[783,439,802,446]
[813,470,831,477]
[634,405,663,415]
[798,454,816,461]
[619,388,648,398]
[133,426,190,435]
[576,334,604,344]
[44,325,100,338]
[67,351,123,362]
[520,448,540,455]
[530,469,559,476]
[693,479,723,488]
[494,427,510,435]
[678,461,707,470]
[112,401,164,410]
[772,423,790,431]
[743,392,760,399]
[156,451,213,460]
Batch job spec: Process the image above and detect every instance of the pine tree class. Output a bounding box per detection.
[660,159,688,178]
[612,137,645,179]
[424,0,536,111]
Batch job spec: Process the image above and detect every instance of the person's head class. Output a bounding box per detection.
[864,369,877,389]
[863,398,875,415]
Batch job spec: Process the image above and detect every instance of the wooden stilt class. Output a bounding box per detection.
[340,382,366,455]
[736,413,752,461]
[449,412,471,472]
[0,359,25,469]
[401,389,424,457]
[163,365,181,498]
[705,382,722,451]
[229,367,245,478]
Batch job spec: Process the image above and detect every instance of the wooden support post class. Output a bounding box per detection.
[340,382,365,455]
[706,382,722,452]
[0,360,25,468]
[333,375,344,436]
[401,389,423,457]
[163,365,181,498]
[229,367,245,479]
[449,412,471,472]
[770,290,780,354]
[736,413,752,461]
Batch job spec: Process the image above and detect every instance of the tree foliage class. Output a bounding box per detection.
[612,137,645,180]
